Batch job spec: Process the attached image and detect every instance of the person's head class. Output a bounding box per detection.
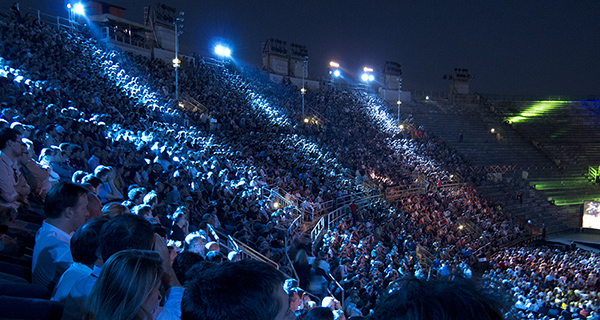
[305,307,334,320]
[205,241,220,253]
[184,231,207,255]
[173,251,205,285]
[289,287,304,312]
[85,249,164,320]
[128,187,146,204]
[81,174,102,194]
[367,277,503,320]
[99,214,154,262]
[143,191,157,208]
[0,127,24,159]
[71,217,108,267]
[94,165,112,182]
[44,182,90,233]
[102,202,129,219]
[72,170,88,184]
[181,260,288,320]
[132,204,153,220]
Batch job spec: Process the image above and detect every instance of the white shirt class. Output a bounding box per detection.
[51,262,93,303]
[32,221,73,290]
[0,151,21,209]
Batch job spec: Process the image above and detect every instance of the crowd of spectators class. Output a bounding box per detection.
[0,6,595,320]
[484,246,600,320]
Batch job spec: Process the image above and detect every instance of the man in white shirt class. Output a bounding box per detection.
[32,182,89,291]
[0,127,30,209]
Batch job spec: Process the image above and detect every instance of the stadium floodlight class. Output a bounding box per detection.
[333,69,341,77]
[214,45,232,58]
[361,73,369,82]
[368,74,374,81]
[72,3,85,16]
[329,61,340,68]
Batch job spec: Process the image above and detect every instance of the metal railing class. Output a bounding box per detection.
[385,186,426,202]
[36,10,76,30]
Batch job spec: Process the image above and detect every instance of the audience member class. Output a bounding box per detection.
[32,182,89,290]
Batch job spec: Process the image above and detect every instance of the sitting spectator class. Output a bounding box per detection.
[94,165,123,203]
[19,138,52,200]
[62,213,182,320]
[181,260,288,320]
[85,249,181,320]
[0,127,30,209]
[52,217,108,303]
[32,182,89,290]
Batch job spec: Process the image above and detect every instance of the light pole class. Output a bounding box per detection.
[301,57,307,117]
[66,2,85,28]
[173,11,184,103]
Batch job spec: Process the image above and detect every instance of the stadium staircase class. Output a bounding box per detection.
[404,99,600,234]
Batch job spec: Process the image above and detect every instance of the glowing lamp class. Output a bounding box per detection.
[72,3,85,15]
[214,45,231,57]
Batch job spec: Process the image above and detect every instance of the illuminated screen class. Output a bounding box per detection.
[583,201,600,230]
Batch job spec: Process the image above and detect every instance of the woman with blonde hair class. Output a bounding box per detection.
[85,249,164,320]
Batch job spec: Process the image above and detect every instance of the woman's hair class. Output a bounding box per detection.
[102,202,129,218]
[85,249,164,320]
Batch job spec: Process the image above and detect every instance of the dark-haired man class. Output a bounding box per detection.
[32,182,89,290]
[182,260,289,320]
[0,127,30,209]
[51,217,108,303]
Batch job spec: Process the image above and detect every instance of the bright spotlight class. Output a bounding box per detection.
[363,67,373,72]
[425,96,430,100]
[214,45,231,57]
[333,69,341,77]
[361,73,369,82]
[304,118,309,123]
[368,74,374,81]
[72,3,85,15]
[329,61,340,68]
[399,124,405,130]
[490,128,496,133]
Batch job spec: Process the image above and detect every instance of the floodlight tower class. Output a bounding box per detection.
[66,2,85,28]
[173,11,184,103]
[329,61,341,84]
[214,45,232,59]
[361,66,374,91]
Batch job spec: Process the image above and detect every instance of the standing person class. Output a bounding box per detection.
[32,182,89,290]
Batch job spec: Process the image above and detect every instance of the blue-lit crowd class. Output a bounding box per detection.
[0,6,598,320]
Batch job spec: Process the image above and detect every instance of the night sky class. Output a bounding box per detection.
[5,0,600,97]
